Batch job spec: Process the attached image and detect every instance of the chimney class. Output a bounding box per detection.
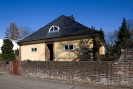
[68,15,75,20]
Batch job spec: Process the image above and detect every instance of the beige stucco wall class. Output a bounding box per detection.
[20,38,105,61]
[54,39,93,61]
[99,46,105,55]
[21,43,45,61]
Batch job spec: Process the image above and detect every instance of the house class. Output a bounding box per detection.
[18,15,105,61]
[0,39,19,53]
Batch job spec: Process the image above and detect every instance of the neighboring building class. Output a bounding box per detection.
[0,39,19,53]
[18,15,105,61]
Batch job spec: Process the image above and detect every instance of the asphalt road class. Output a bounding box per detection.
[0,75,129,89]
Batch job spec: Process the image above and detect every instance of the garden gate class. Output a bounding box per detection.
[13,60,19,75]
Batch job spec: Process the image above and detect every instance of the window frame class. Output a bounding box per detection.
[49,25,60,32]
[31,48,37,52]
[64,44,74,51]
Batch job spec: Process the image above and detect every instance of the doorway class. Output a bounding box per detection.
[13,60,19,75]
[46,43,54,61]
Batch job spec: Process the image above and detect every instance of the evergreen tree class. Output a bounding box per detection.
[78,39,93,61]
[99,28,105,41]
[92,36,99,61]
[1,39,15,61]
[91,27,101,61]
[114,18,132,55]
[0,54,3,60]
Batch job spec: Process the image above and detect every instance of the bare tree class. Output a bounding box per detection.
[5,22,20,40]
[19,26,33,39]
[105,30,119,56]
[105,30,118,46]
[127,19,133,39]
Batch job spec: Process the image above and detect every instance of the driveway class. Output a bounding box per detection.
[0,75,129,89]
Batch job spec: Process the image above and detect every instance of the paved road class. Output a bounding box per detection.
[0,75,129,89]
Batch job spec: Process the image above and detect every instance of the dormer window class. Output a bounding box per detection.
[49,25,60,32]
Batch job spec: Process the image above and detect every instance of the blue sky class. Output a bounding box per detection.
[0,0,133,38]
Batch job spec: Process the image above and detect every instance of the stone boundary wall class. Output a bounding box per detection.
[0,61,12,75]
[20,49,133,87]
[0,49,133,87]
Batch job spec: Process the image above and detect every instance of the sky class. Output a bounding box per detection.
[0,0,133,38]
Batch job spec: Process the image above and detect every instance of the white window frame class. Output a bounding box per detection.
[64,44,74,51]
[49,25,60,32]
[31,48,37,52]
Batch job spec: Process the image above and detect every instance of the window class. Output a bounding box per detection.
[49,25,60,32]
[65,45,69,50]
[54,26,58,31]
[64,44,74,50]
[50,27,54,32]
[31,48,37,52]
[69,45,73,50]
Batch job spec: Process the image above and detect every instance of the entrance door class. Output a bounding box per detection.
[45,43,54,61]
[13,60,19,75]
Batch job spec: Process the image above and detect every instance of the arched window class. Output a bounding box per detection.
[49,25,60,32]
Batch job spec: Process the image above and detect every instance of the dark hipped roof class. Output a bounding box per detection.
[18,15,93,43]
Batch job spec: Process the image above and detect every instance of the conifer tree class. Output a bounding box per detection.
[114,18,132,55]
[1,39,15,61]
[91,27,101,61]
